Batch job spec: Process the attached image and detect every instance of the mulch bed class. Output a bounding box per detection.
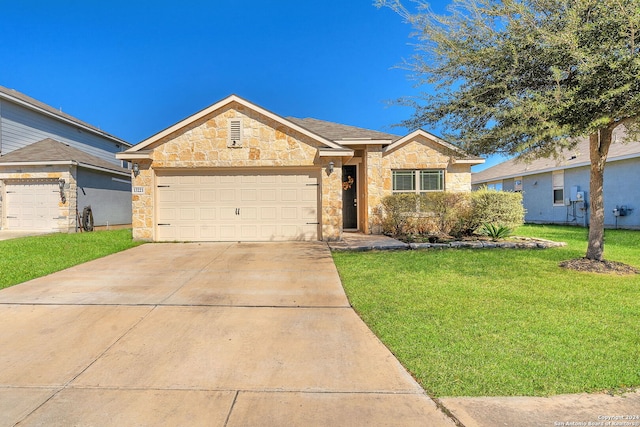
[559,258,639,275]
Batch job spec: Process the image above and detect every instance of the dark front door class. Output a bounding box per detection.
[342,165,357,229]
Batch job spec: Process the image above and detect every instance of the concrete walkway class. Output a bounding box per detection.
[0,242,453,426]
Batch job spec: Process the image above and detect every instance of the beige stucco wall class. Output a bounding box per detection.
[131,103,343,241]
[364,135,474,233]
[0,166,77,232]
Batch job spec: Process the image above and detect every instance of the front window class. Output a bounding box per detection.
[552,171,564,205]
[420,170,444,191]
[393,170,444,193]
[392,170,415,192]
[487,181,503,191]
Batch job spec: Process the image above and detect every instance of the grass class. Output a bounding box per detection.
[332,224,640,397]
[0,229,143,289]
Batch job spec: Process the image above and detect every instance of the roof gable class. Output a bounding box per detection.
[0,138,129,175]
[384,129,484,164]
[122,95,350,155]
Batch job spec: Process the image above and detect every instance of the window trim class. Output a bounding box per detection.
[392,169,445,193]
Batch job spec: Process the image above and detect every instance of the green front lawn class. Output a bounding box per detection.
[332,225,640,397]
[0,229,143,289]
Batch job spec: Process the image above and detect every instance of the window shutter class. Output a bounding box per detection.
[228,119,242,148]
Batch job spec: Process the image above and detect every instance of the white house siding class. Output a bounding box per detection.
[0,100,124,166]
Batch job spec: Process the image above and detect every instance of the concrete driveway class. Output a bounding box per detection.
[0,242,453,426]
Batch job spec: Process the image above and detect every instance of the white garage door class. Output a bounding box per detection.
[5,180,60,231]
[155,170,320,242]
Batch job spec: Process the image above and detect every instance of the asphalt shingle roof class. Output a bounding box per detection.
[472,133,640,184]
[287,117,402,143]
[0,138,130,174]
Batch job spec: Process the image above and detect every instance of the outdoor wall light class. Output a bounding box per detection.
[132,162,140,177]
[328,161,335,174]
[58,178,66,203]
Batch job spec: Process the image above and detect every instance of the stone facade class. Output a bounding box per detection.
[0,166,77,232]
[122,96,480,242]
[361,134,475,233]
[130,102,344,241]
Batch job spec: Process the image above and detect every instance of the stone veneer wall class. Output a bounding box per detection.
[0,165,77,232]
[365,135,474,233]
[130,102,343,241]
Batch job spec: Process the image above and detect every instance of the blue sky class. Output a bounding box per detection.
[0,0,504,171]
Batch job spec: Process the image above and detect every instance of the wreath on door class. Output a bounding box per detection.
[342,176,354,191]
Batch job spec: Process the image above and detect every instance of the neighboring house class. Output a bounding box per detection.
[0,85,132,232]
[117,94,483,242]
[472,130,640,229]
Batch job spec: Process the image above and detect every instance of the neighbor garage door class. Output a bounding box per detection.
[155,170,320,242]
[5,180,60,231]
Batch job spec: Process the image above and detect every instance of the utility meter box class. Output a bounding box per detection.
[570,186,584,202]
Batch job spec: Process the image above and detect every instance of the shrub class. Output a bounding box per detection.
[470,188,525,231]
[420,192,474,237]
[381,193,421,236]
[380,189,524,238]
[381,192,473,237]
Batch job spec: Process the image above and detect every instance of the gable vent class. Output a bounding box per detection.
[228,119,243,148]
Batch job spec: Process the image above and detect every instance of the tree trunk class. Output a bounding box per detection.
[586,127,613,261]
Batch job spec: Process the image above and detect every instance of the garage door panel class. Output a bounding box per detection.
[280,189,297,202]
[302,188,317,201]
[158,191,177,203]
[260,189,277,202]
[241,189,257,201]
[155,170,319,242]
[200,208,216,221]
[258,175,276,184]
[179,176,196,185]
[241,175,257,184]
[5,181,59,231]
[241,207,257,220]
[280,207,298,220]
[200,190,216,203]
[220,207,237,220]
[219,176,236,184]
[220,189,235,202]
[302,207,317,220]
[178,208,196,221]
[260,207,277,220]
[259,225,277,239]
[199,225,217,239]
[219,226,236,239]
[158,208,177,221]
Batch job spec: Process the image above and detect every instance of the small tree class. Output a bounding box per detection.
[378,0,640,261]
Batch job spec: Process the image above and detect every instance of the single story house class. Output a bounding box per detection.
[0,85,132,232]
[472,130,640,229]
[117,94,483,242]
